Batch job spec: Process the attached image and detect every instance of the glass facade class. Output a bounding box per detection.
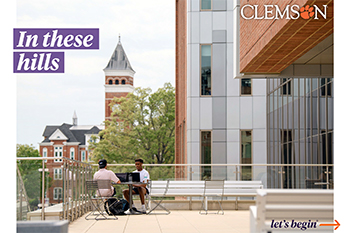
[201,45,211,96]
[267,77,334,188]
[201,131,211,180]
[241,130,252,180]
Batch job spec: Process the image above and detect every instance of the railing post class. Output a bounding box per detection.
[41,159,45,220]
[326,165,330,190]
[62,159,66,220]
[280,166,284,189]
[190,165,192,181]
[235,165,238,181]
[19,184,23,220]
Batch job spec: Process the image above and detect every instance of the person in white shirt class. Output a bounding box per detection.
[93,159,121,197]
[123,158,150,214]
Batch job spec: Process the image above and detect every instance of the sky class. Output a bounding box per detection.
[15,0,175,148]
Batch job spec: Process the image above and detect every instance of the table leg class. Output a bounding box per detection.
[129,184,133,209]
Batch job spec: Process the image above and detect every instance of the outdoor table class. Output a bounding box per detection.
[113,181,144,214]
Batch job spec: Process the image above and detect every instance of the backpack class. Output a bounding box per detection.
[104,198,129,216]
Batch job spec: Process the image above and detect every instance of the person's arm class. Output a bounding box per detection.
[110,171,121,184]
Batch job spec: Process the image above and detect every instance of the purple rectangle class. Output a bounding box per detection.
[14,52,64,73]
[13,28,99,50]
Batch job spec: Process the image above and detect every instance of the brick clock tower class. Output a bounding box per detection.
[103,36,135,121]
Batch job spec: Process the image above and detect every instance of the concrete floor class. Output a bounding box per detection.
[68,210,250,233]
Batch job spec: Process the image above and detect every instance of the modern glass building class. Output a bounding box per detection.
[175,0,334,188]
[267,77,333,188]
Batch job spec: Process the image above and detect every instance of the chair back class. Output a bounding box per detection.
[86,180,112,197]
[203,180,224,196]
[86,180,98,196]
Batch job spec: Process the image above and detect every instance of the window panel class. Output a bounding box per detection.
[241,130,252,181]
[241,78,251,95]
[201,45,211,96]
[53,187,62,200]
[201,131,211,180]
[201,0,211,10]
[54,146,62,162]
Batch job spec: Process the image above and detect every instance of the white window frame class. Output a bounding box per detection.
[70,147,75,160]
[53,187,62,200]
[81,150,86,162]
[54,168,62,180]
[43,147,47,163]
[54,146,63,162]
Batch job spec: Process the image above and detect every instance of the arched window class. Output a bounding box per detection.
[81,151,86,161]
[108,80,113,85]
[122,80,126,85]
[115,80,119,85]
[43,148,47,163]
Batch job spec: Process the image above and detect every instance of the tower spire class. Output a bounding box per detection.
[118,33,121,43]
[73,110,78,126]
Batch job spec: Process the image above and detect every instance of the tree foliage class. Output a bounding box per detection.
[16,144,42,210]
[90,83,175,165]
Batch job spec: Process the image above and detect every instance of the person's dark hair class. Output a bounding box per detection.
[135,158,144,164]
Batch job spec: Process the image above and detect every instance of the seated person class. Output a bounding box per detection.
[93,159,121,197]
[123,158,150,214]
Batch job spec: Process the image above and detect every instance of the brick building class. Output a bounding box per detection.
[38,112,103,204]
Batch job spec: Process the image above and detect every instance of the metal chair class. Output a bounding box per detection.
[85,180,118,220]
[146,179,171,215]
[200,180,224,215]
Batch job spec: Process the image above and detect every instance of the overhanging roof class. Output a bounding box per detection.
[240,0,333,74]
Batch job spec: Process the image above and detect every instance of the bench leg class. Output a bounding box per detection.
[205,196,208,211]
[200,196,209,215]
[235,197,238,210]
[189,197,192,210]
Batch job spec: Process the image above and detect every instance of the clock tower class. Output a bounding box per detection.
[103,36,135,121]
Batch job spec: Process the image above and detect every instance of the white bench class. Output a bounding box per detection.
[250,189,334,233]
[148,180,263,211]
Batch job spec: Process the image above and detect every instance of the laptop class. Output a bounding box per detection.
[115,172,140,183]
[115,173,128,182]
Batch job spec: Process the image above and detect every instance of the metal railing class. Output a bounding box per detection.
[16,157,92,222]
[17,157,333,222]
[91,163,333,189]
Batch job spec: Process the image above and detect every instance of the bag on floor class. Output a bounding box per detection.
[104,198,127,216]
[119,199,129,212]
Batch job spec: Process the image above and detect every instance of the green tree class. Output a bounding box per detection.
[16,144,42,210]
[90,82,175,165]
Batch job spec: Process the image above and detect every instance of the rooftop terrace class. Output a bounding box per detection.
[68,210,250,233]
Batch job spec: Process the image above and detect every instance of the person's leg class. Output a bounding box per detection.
[123,189,132,203]
[138,187,148,213]
[139,188,145,205]
[138,187,146,205]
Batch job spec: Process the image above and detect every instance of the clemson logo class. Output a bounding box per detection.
[300,5,315,19]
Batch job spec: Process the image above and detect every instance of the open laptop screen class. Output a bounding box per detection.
[115,172,140,182]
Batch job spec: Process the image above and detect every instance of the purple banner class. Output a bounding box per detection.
[13,28,99,50]
[14,52,64,73]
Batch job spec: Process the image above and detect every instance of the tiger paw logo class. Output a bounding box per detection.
[300,5,315,19]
